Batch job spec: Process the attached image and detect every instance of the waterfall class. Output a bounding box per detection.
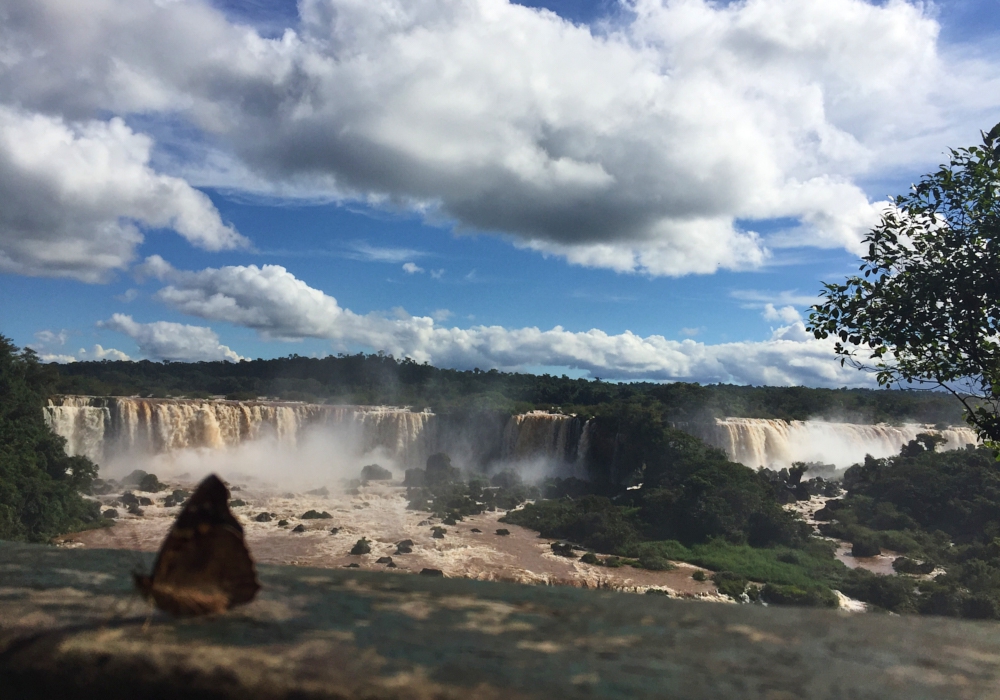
[45,397,436,468]
[701,418,980,470]
[501,411,581,463]
[43,399,109,461]
[46,396,979,478]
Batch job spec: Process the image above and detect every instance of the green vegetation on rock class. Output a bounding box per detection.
[0,336,101,541]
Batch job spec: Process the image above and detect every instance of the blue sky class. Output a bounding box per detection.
[1,0,998,386]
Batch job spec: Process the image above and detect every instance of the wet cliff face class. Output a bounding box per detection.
[43,398,591,477]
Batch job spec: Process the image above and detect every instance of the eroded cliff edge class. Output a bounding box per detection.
[1,541,998,699]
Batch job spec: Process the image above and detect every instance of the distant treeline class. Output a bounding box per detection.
[52,354,965,425]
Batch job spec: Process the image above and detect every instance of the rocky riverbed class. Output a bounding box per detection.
[60,476,726,601]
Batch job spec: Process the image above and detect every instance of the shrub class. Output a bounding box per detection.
[692,570,707,582]
[760,583,838,608]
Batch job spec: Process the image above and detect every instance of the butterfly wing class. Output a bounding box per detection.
[140,474,261,616]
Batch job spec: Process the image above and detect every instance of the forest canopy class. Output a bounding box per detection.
[0,336,100,540]
[50,353,965,425]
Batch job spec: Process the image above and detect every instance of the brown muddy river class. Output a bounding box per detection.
[62,479,723,600]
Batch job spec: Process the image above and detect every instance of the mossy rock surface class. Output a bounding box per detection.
[4,541,1000,700]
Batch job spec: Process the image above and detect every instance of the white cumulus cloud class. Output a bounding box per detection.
[763,303,802,324]
[402,262,425,274]
[99,313,243,362]
[136,258,872,386]
[2,0,997,275]
[0,105,246,282]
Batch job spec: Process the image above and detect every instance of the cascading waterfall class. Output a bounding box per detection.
[44,397,982,477]
[701,417,979,470]
[44,397,436,468]
[501,411,582,463]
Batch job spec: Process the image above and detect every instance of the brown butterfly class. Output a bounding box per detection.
[134,474,261,616]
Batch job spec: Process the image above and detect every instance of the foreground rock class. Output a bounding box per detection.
[2,541,1000,699]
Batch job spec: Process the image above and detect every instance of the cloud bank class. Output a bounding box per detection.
[0,106,245,282]
[1,0,997,277]
[123,257,871,386]
[99,313,243,362]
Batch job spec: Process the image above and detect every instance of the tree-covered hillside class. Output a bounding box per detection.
[52,354,965,425]
[0,337,101,540]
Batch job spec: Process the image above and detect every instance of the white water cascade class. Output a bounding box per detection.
[44,397,436,468]
[703,418,980,471]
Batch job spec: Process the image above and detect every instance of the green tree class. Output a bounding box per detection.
[0,335,100,540]
[809,123,1000,445]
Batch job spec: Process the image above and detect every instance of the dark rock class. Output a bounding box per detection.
[851,537,881,558]
[306,486,329,497]
[496,529,510,536]
[442,515,457,525]
[376,556,393,565]
[419,568,444,577]
[127,505,143,516]
[230,499,247,507]
[254,513,273,523]
[425,453,460,486]
[278,520,289,527]
[431,527,446,539]
[350,538,371,555]
[343,563,359,568]
[164,489,190,508]
[329,527,340,535]
[292,525,306,533]
[137,473,165,493]
[490,470,522,489]
[136,496,152,506]
[813,506,837,521]
[230,485,242,492]
[302,510,333,519]
[360,464,393,482]
[470,528,482,533]
[386,561,397,568]
[120,470,148,487]
[417,520,430,526]
[403,469,426,487]
[893,557,936,575]
[90,479,113,496]
[551,542,576,557]
[395,540,413,554]
[121,492,139,507]
[102,509,118,519]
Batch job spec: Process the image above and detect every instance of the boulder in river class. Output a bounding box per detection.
[420,568,444,577]
[292,524,306,533]
[301,510,332,519]
[102,509,118,519]
[254,513,273,522]
[361,464,393,482]
[350,538,372,555]
[395,540,413,554]
[138,473,165,493]
[495,529,510,536]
